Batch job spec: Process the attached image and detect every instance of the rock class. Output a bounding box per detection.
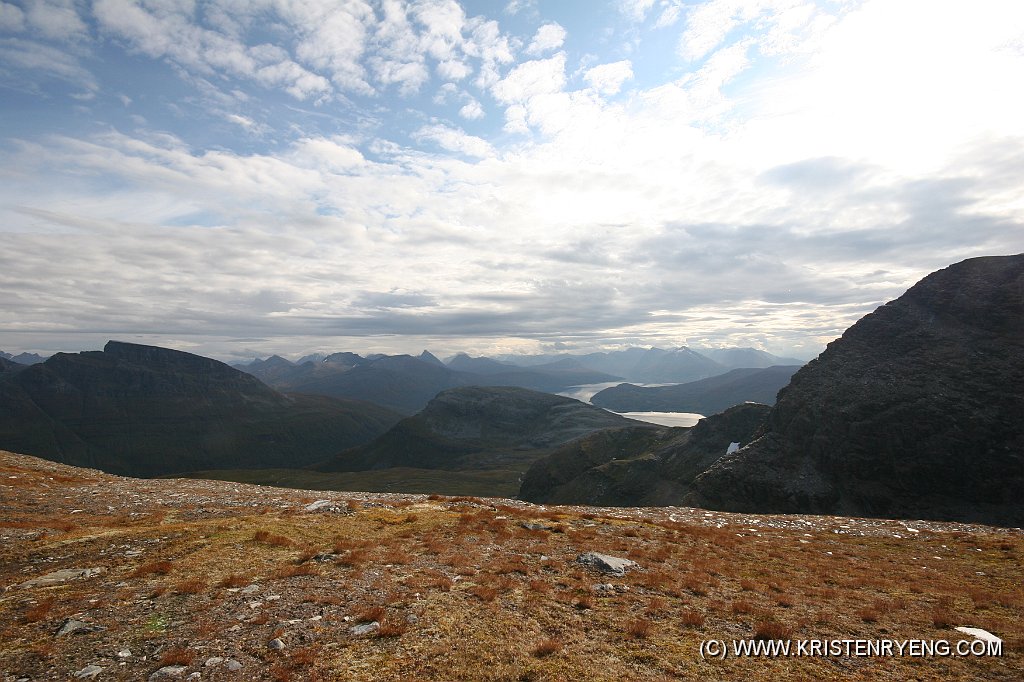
[955,627,1002,645]
[225,660,243,671]
[304,500,335,512]
[116,649,132,659]
[204,657,223,667]
[692,255,1024,526]
[350,622,380,636]
[74,665,103,679]
[268,638,285,651]
[576,552,637,576]
[186,674,201,681]
[19,567,104,589]
[520,522,552,531]
[56,619,107,636]
[240,584,260,594]
[149,666,187,680]
[311,552,337,563]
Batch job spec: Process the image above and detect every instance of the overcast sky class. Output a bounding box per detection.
[1,0,1022,362]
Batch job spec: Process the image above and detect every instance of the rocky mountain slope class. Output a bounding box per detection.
[591,365,801,414]
[519,403,770,506]
[319,386,641,473]
[0,341,401,477]
[1,450,1020,681]
[691,254,1024,527]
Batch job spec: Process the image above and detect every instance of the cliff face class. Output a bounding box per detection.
[0,341,400,476]
[691,255,1024,526]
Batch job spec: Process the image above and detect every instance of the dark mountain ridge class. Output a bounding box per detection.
[319,385,642,473]
[0,341,400,477]
[690,254,1024,526]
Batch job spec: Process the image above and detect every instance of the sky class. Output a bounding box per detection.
[1,0,1023,362]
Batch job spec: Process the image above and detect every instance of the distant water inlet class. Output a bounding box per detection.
[612,411,704,427]
[557,383,704,428]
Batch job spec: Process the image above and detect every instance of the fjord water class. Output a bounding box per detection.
[558,383,704,428]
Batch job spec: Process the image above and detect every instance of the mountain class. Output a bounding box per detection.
[690,347,804,369]
[0,356,27,377]
[0,341,401,477]
[500,347,729,383]
[691,255,1024,526]
[243,352,623,415]
[445,352,518,374]
[519,403,771,506]
[0,351,48,365]
[319,386,642,472]
[591,365,802,414]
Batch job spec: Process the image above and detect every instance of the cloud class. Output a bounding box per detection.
[0,2,25,32]
[458,98,485,119]
[24,0,88,41]
[0,37,98,93]
[491,53,566,103]
[525,22,566,55]
[413,123,494,158]
[584,60,633,95]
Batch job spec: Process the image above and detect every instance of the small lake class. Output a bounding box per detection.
[558,383,705,428]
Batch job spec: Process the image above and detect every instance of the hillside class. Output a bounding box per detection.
[520,404,770,507]
[591,365,801,414]
[319,386,642,473]
[691,255,1024,527]
[0,341,401,477]
[0,450,1020,681]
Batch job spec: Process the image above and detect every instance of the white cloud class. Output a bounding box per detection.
[413,123,494,158]
[0,37,98,92]
[619,0,656,23]
[24,0,87,41]
[0,2,25,32]
[458,98,485,119]
[491,53,566,103]
[584,60,634,95]
[525,22,566,55]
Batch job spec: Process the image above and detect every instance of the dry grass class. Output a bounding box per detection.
[2,451,1023,682]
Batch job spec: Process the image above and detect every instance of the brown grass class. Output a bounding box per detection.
[132,560,174,577]
[218,573,250,588]
[753,620,793,640]
[626,618,653,639]
[159,646,195,665]
[23,597,56,623]
[173,578,206,595]
[680,609,705,627]
[355,606,386,623]
[532,638,562,658]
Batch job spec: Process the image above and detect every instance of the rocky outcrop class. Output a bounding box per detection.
[0,341,401,476]
[691,255,1024,526]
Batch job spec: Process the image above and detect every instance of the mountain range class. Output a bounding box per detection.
[590,365,801,414]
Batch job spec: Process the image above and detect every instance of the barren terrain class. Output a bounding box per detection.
[1,450,1021,681]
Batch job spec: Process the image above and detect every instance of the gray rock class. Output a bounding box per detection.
[20,567,104,589]
[240,584,260,594]
[349,621,380,636]
[149,666,187,680]
[116,649,132,659]
[203,657,223,667]
[304,500,335,512]
[74,665,103,679]
[225,660,243,672]
[186,674,201,681]
[520,522,552,531]
[56,619,107,636]
[576,552,637,576]
[268,638,285,651]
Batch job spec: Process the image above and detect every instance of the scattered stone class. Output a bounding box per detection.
[575,552,637,577]
[225,660,243,672]
[57,619,107,637]
[350,621,380,636]
[19,567,104,589]
[268,638,286,651]
[240,584,260,594]
[186,673,201,680]
[74,665,103,679]
[149,666,187,680]
[405,614,419,624]
[116,649,132,659]
[304,499,335,512]
[204,657,224,667]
